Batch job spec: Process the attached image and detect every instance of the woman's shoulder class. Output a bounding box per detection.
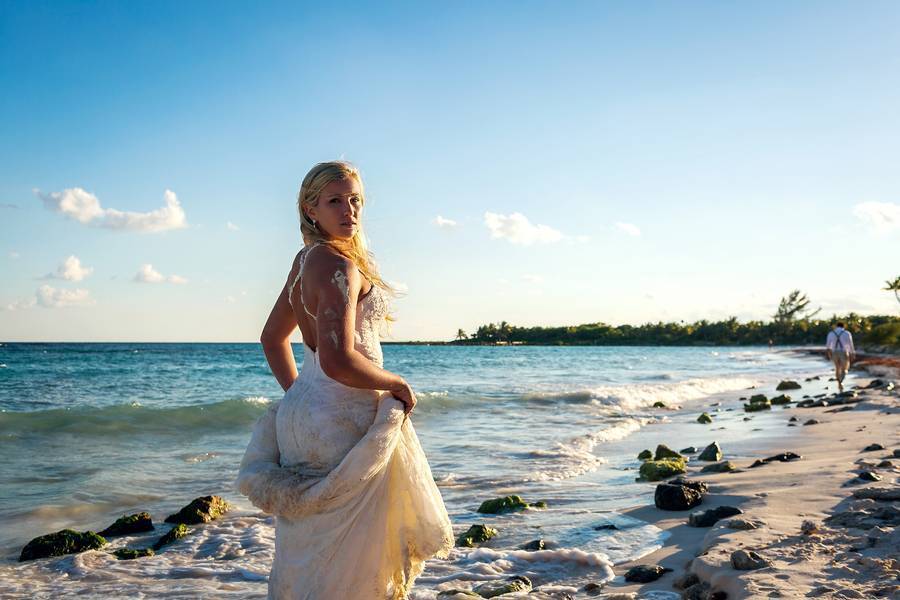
[301,244,360,282]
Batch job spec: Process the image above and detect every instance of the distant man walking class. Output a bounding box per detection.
[825,322,855,392]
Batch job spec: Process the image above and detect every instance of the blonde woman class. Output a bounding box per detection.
[236,161,453,599]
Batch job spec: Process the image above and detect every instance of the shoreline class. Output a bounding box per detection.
[601,358,899,599]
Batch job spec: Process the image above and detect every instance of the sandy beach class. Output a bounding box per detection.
[602,365,900,599]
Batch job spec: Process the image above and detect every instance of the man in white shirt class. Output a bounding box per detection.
[825,322,856,392]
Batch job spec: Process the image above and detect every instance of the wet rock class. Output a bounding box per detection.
[700,461,736,473]
[857,471,882,482]
[698,442,723,462]
[825,405,855,414]
[730,549,770,570]
[726,518,763,530]
[19,529,107,561]
[776,380,802,391]
[894,449,900,458]
[164,495,229,525]
[477,495,545,514]
[804,419,820,426]
[99,512,154,537]
[638,457,687,481]
[750,452,802,468]
[456,524,497,547]
[655,482,703,511]
[852,487,900,501]
[112,547,155,560]
[697,412,713,424]
[592,523,618,531]
[673,572,700,590]
[652,401,667,408]
[744,399,771,412]
[680,446,698,454]
[770,394,792,405]
[582,582,605,596]
[876,460,893,468]
[670,476,709,495]
[789,416,798,422]
[801,520,819,535]
[689,505,743,527]
[748,393,768,403]
[521,538,559,551]
[637,449,652,461]
[654,444,683,460]
[623,564,672,583]
[152,523,189,551]
[683,582,711,600]
[437,590,479,598]
[473,575,532,598]
[862,443,885,452]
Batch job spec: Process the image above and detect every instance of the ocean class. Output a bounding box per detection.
[0,343,836,598]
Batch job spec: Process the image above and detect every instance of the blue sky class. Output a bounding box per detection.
[1,1,898,342]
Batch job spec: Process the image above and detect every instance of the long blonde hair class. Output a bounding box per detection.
[297,161,392,294]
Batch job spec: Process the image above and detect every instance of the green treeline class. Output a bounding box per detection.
[453,314,900,347]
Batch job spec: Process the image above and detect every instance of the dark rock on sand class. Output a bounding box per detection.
[776,380,802,391]
[894,449,900,458]
[473,575,532,597]
[825,504,900,529]
[638,457,687,481]
[683,581,712,600]
[99,512,154,537]
[582,581,605,596]
[748,393,767,403]
[152,523,189,551]
[637,449,653,460]
[654,444,683,460]
[673,572,700,590]
[652,401,667,408]
[857,471,882,482]
[852,487,900,501]
[521,538,559,551]
[697,412,713,424]
[19,529,107,561]
[477,495,545,514]
[112,547,155,560]
[730,549,770,570]
[689,505,743,527]
[800,520,819,535]
[750,452,802,468]
[164,495,228,525]
[804,419,820,426]
[671,476,709,495]
[862,443,885,452]
[592,523,619,531]
[655,482,703,511]
[789,416,798,422]
[456,524,497,547]
[623,564,672,583]
[680,446,699,454]
[698,442,723,462]
[770,394,792,405]
[726,518,763,530]
[876,460,893,468]
[744,399,771,412]
[701,460,736,473]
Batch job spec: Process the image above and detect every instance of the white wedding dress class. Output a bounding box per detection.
[235,245,453,599]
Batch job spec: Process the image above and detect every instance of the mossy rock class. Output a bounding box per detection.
[696,412,713,424]
[455,524,497,548]
[776,380,802,391]
[652,401,667,408]
[99,512,154,537]
[770,394,792,405]
[700,461,736,473]
[744,400,771,412]
[112,547,155,560]
[654,444,683,460]
[19,529,107,562]
[698,441,723,462]
[638,457,687,481]
[152,523,190,551]
[638,449,653,460]
[473,576,532,598]
[164,495,228,525]
[477,495,545,514]
[748,394,768,403]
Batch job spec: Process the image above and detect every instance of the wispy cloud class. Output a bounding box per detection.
[3,297,36,311]
[853,201,900,234]
[432,215,457,229]
[226,221,240,231]
[615,222,641,236]
[523,274,544,284]
[484,212,563,245]
[133,264,188,284]
[0,203,19,209]
[8,251,19,259]
[44,255,93,282]
[36,188,188,233]
[37,285,94,308]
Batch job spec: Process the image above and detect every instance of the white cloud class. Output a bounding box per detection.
[8,251,19,259]
[432,215,457,228]
[36,188,188,233]
[523,274,544,284]
[853,201,900,234]
[225,295,236,304]
[45,255,93,282]
[36,285,94,308]
[134,264,187,284]
[484,212,563,245]
[3,297,36,311]
[226,221,240,231]
[615,222,641,236]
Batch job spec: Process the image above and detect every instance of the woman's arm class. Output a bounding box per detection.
[260,261,300,392]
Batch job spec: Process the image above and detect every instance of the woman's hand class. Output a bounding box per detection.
[390,380,417,415]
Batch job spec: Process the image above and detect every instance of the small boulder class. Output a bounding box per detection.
[689,506,743,527]
[637,449,653,460]
[680,446,698,454]
[477,495,537,514]
[670,476,709,494]
[455,524,497,547]
[800,520,819,535]
[473,576,532,598]
[698,442,723,462]
[19,529,107,562]
[862,443,885,452]
[673,572,700,590]
[876,460,893,468]
[99,512,154,537]
[701,461,736,473]
[638,457,687,481]
[652,401,667,408]
[789,416,799,422]
[776,380,802,391]
[152,523,189,551]
[857,471,882,482]
[730,549,770,570]
[726,518,763,530]
[623,564,672,583]
[750,451,802,467]
[770,394,792,405]
[894,449,900,458]
[520,539,559,551]
[437,591,479,598]
[803,419,820,426]
[655,482,703,511]
[654,444,683,460]
[744,400,771,412]
[164,495,228,525]
[112,547,155,560]
[696,412,713,424]
[748,394,768,403]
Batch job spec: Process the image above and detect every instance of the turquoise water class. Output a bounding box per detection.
[0,343,830,597]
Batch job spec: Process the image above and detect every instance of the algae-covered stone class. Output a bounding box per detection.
[770,394,792,405]
[164,495,228,525]
[152,523,190,551]
[654,444,682,460]
[19,529,107,561]
[473,576,532,598]
[637,449,653,461]
[744,400,771,412]
[455,524,497,547]
[638,457,687,481]
[698,442,723,462]
[700,461,736,473]
[748,394,768,404]
[696,412,713,424]
[652,401,667,408]
[776,380,802,391]
[476,495,545,514]
[99,512,154,537]
[112,547,155,560]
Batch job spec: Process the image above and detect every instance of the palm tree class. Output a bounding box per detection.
[884,276,900,307]
[455,328,468,341]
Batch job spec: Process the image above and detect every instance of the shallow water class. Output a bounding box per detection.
[0,343,835,597]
